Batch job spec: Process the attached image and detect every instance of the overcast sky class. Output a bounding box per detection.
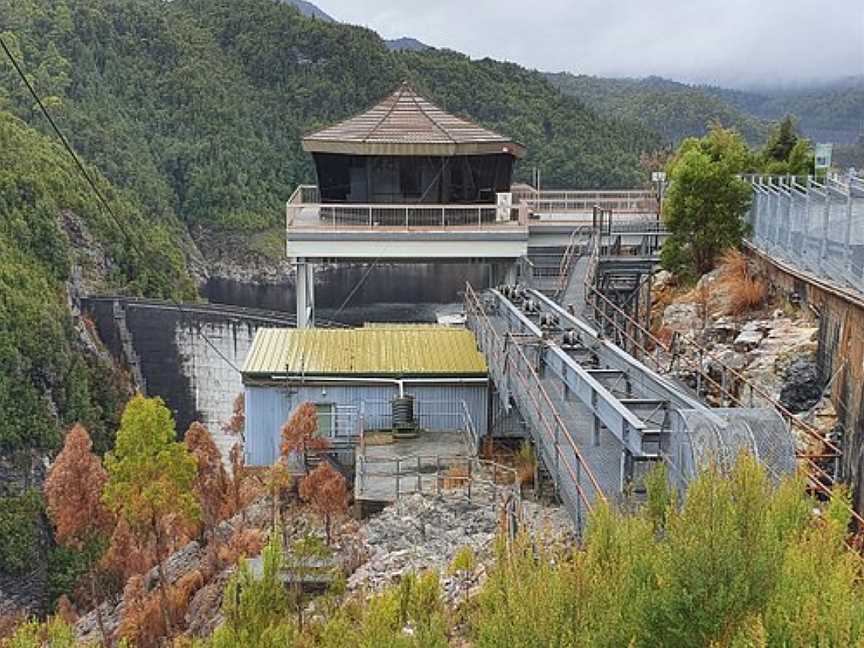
[316,0,864,87]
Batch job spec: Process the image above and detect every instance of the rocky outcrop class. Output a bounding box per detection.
[779,358,824,414]
[349,490,572,603]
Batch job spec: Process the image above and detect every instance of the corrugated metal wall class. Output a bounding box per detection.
[244,381,488,466]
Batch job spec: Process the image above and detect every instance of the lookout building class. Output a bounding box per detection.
[301,82,526,205]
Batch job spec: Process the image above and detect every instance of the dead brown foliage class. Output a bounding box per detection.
[222,393,245,436]
[299,462,348,544]
[717,249,768,315]
[225,442,264,520]
[216,526,267,565]
[185,422,231,532]
[0,613,25,641]
[44,424,113,548]
[281,402,329,457]
[118,569,209,647]
[441,464,469,489]
[102,517,156,582]
[55,596,78,625]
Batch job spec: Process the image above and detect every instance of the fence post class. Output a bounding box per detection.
[820,192,831,272]
[844,192,854,280]
[436,455,441,496]
[467,459,472,501]
[441,207,445,227]
[417,456,422,493]
[395,458,400,500]
[368,206,372,227]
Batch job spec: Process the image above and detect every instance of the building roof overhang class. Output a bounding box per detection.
[301,82,526,159]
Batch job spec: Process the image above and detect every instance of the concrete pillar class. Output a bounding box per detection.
[505,261,518,286]
[295,258,315,328]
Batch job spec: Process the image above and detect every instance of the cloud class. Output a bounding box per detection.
[316,0,864,86]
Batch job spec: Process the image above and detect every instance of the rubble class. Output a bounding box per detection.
[662,303,702,335]
[348,490,572,603]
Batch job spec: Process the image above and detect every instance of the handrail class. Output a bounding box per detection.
[308,203,510,230]
[460,399,479,453]
[581,217,864,528]
[555,225,591,296]
[464,283,606,517]
[355,453,521,505]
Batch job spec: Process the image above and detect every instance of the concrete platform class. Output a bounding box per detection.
[355,431,470,502]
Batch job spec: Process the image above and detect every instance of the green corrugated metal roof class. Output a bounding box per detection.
[243,326,487,377]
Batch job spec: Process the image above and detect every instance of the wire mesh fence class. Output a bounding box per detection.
[746,175,864,294]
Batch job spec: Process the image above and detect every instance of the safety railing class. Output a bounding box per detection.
[744,175,863,294]
[581,240,862,527]
[285,184,524,230]
[285,184,319,227]
[359,398,481,454]
[516,189,657,214]
[555,225,592,296]
[465,283,605,529]
[355,454,520,504]
[317,405,362,441]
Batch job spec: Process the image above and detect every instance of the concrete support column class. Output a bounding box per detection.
[295,257,315,329]
[491,261,518,287]
[505,261,518,286]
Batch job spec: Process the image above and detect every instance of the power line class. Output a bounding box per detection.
[0,34,243,374]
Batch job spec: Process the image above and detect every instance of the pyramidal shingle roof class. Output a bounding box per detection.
[302,82,525,158]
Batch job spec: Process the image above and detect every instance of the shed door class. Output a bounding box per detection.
[316,403,335,438]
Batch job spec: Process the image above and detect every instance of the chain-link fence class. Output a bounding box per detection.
[747,175,864,294]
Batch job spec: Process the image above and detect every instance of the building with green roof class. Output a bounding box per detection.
[242,325,489,466]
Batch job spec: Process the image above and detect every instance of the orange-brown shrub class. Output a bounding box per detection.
[717,249,768,315]
[726,277,768,315]
[441,464,469,489]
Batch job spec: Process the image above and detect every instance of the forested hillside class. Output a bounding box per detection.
[1,0,660,257]
[703,77,864,144]
[0,109,197,605]
[546,72,771,145]
[0,110,194,456]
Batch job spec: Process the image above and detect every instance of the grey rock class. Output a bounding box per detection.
[779,358,823,414]
[662,303,702,335]
[733,329,764,352]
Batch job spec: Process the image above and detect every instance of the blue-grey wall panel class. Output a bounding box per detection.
[245,381,488,465]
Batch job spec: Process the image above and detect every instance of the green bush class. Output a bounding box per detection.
[0,490,44,575]
[469,455,864,647]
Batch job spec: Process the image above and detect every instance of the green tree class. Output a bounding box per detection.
[764,115,799,163]
[661,126,753,280]
[761,116,814,175]
[2,616,76,648]
[103,395,199,639]
[210,527,296,647]
[448,546,477,606]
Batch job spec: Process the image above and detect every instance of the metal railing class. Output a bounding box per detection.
[581,226,863,526]
[317,405,363,441]
[356,454,520,505]
[514,189,657,214]
[744,175,864,294]
[465,283,606,529]
[286,184,319,227]
[555,226,592,296]
[358,399,481,453]
[285,184,522,230]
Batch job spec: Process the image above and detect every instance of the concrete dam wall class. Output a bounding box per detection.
[82,298,295,449]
